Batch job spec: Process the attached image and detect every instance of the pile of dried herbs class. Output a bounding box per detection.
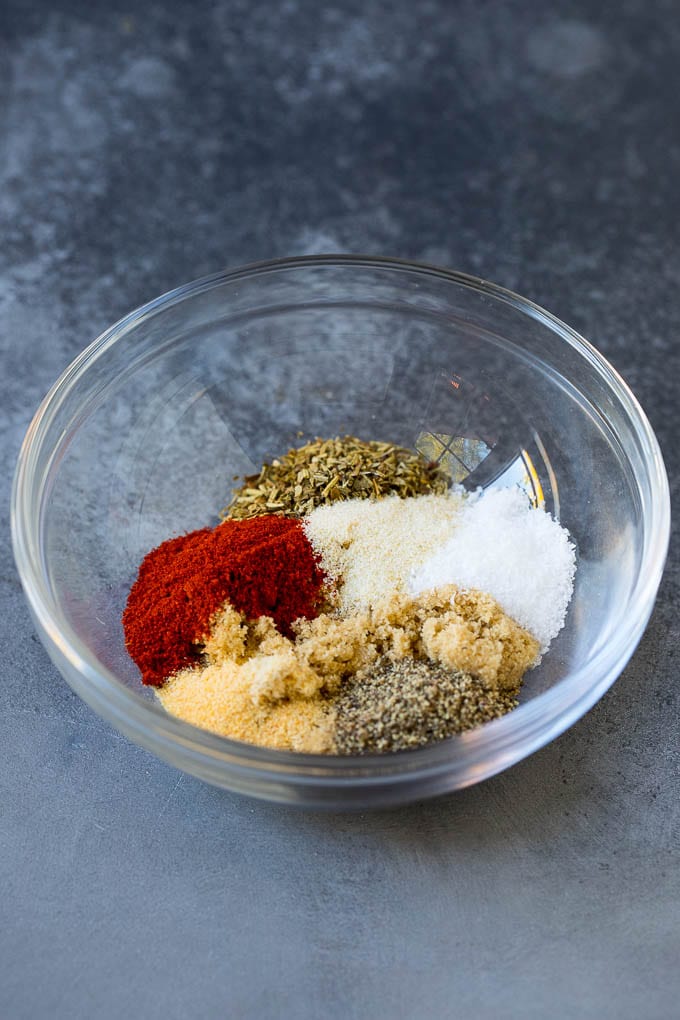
[222,435,449,520]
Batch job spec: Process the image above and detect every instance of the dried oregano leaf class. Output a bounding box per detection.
[221,436,448,520]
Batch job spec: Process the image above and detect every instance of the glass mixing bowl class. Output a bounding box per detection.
[11,256,670,808]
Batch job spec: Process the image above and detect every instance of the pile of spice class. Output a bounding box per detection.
[223,435,449,519]
[122,514,327,687]
[409,487,576,651]
[334,659,519,754]
[123,434,576,755]
[302,492,465,614]
[304,487,575,647]
[156,587,539,753]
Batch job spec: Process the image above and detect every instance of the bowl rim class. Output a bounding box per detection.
[10,254,671,792]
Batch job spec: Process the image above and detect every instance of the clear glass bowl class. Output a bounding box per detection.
[11,257,670,808]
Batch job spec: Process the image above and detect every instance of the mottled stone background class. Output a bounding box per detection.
[1,2,678,1018]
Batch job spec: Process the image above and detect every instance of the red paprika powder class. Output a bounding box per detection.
[123,515,326,687]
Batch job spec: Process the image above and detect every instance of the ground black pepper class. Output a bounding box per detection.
[334,657,519,754]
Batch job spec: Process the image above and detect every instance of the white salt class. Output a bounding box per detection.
[409,487,576,650]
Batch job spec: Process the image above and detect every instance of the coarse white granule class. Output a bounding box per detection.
[409,487,576,651]
[303,492,465,614]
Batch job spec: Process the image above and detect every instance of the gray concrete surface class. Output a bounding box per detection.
[1,2,678,1017]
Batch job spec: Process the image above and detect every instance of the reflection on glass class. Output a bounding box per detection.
[416,430,544,508]
[416,431,491,483]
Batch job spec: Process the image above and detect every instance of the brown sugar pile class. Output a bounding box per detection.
[156,587,539,753]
